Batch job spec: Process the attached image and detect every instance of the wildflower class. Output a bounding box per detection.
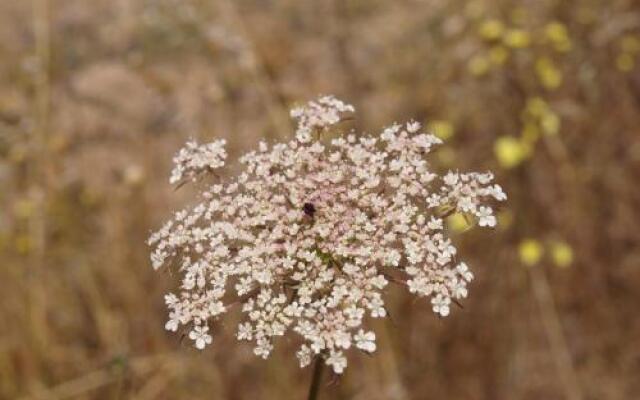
[616,53,635,72]
[535,57,563,90]
[431,294,451,317]
[525,97,549,118]
[149,96,505,374]
[477,206,497,227]
[326,351,347,374]
[468,54,491,76]
[297,345,313,367]
[541,112,560,136]
[550,241,573,268]
[544,22,572,52]
[503,29,531,49]
[489,46,509,65]
[237,322,253,341]
[519,239,543,266]
[189,325,213,350]
[447,213,471,232]
[457,262,474,282]
[169,139,227,184]
[621,34,640,54]
[354,330,376,352]
[494,135,527,169]
[478,19,505,41]
[429,120,455,141]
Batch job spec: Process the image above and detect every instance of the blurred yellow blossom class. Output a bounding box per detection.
[478,19,505,41]
[447,213,472,232]
[468,54,491,76]
[526,97,549,117]
[429,120,455,141]
[550,241,574,268]
[504,29,531,48]
[15,235,31,255]
[521,122,540,143]
[522,97,560,137]
[519,239,543,266]
[489,46,509,65]
[616,53,635,72]
[14,199,35,219]
[494,135,527,169]
[544,22,572,52]
[535,57,563,90]
[541,112,560,135]
[620,34,640,54]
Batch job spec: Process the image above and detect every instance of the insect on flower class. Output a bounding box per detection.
[148,95,506,375]
[302,202,316,218]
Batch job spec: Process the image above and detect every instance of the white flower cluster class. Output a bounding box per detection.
[149,96,506,374]
[290,95,355,144]
[169,139,227,184]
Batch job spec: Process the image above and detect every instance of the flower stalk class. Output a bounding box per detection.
[307,355,325,400]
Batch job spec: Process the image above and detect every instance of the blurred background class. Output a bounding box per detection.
[1,0,639,399]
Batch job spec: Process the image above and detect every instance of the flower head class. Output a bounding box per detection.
[149,95,505,374]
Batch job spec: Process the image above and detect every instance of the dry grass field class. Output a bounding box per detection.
[1,0,639,399]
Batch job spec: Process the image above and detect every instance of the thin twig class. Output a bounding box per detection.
[529,265,583,400]
[29,0,51,352]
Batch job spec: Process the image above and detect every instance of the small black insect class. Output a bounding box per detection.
[302,202,316,217]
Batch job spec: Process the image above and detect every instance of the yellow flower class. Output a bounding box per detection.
[541,111,560,135]
[429,120,455,141]
[535,57,563,90]
[447,213,471,232]
[525,97,549,117]
[550,241,573,268]
[521,122,540,143]
[519,239,543,266]
[616,53,635,72]
[544,22,572,52]
[14,199,35,219]
[504,29,531,48]
[15,235,31,255]
[489,46,509,65]
[468,54,490,76]
[494,136,526,169]
[478,19,505,41]
[621,34,640,54]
